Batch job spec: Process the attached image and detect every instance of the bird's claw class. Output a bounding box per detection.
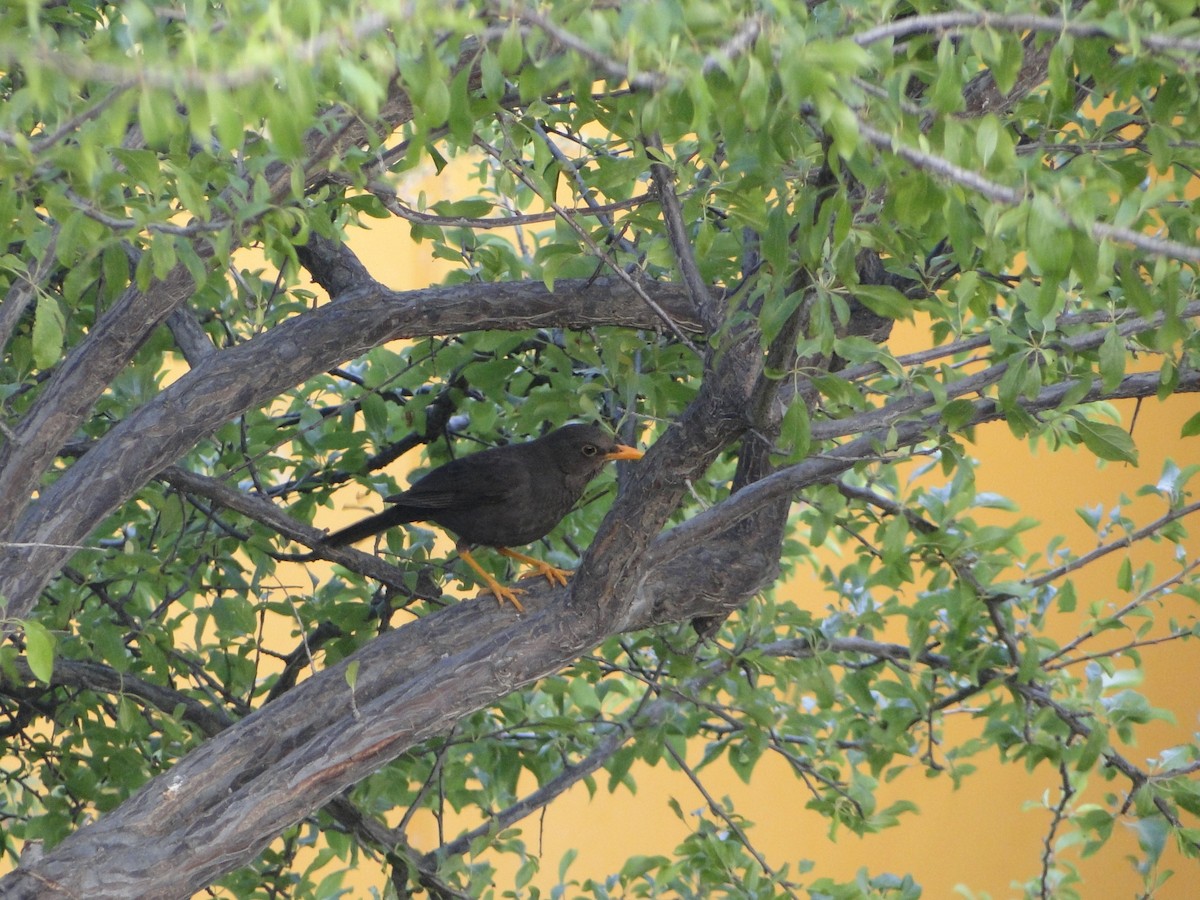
[517,562,573,588]
[489,585,528,614]
[482,583,526,613]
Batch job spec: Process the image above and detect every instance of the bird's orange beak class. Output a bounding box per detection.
[604,443,644,462]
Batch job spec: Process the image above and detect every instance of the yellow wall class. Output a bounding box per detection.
[322,200,1200,897]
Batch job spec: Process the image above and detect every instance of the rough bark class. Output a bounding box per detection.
[0,276,705,622]
[0,304,772,898]
[0,510,778,898]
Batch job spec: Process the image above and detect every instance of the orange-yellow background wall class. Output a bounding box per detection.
[318,190,1200,897]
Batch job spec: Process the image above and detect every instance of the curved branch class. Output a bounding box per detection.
[4,656,233,737]
[0,482,783,898]
[644,366,1200,584]
[852,11,1200,57]
[857,118,1200,264]
[0,277,707,621]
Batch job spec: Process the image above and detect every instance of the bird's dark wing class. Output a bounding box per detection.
[385,449,530,511]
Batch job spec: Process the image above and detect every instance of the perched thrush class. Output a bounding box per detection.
[325,424,644,611]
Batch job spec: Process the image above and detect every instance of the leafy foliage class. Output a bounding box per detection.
[1,0,1199,898]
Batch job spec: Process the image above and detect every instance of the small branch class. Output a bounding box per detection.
[663,741,797,897]
[29,86,131,155]
[62,188,230,237]
[856,118,1200,265]
[157,465,418,593]
[426,721,634,861]
[851,11,1200,57]
[1039,762,1075,900]
[371,188,652,230]
[1031,499,1200,591]
[321,796,473,900]
[3,656,233,738]
[645,133,722,333]
[1043,557,1200,667]
[1044,629,1194,672]
[476,136,704,353]
[0,224,60,368]
[508,5,665,91]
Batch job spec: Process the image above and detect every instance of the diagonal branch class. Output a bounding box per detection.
[856,117,1200,264]
[645,133,723,333]
[0,277,707,622]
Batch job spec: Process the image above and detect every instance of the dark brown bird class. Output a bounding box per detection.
[324,424,644,611]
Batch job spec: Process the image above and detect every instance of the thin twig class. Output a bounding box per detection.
[856,118,1200,265]
[663,741,798,897]
[1031,499,1200,590]
[1039,762,1075,900]
[851,11,1200,56]
[474,136,703,353]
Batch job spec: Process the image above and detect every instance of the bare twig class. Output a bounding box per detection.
[856,118,1200,265]
[1039,762,1075,900]
[663,741,798,897]
[475,135,704,353]
[851,11,1200,57]
[1031,499,1200,591]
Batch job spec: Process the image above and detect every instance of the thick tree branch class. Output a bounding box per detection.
[0,482,787,898]
[0,277,706,622]
[6,347,1195,895]
[0,266,200,545]
[634,365,1200,609]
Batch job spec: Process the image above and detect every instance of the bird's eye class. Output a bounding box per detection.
[582,444,599,457]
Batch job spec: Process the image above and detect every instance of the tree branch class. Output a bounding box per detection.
[0,277,706,621]
[856,117,1200,264]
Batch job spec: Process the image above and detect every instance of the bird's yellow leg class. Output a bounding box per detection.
[498,547,573,588]
[458,547,526,612]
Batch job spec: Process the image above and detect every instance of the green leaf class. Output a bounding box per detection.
[558,847,578,883]
[23,620,56,684]
[740,56,768,130]
[778,401,811,463]
[1073,417,1138,464]
[421,72,451,127]
[498,23,523,73]
[759,288,806,345]
[211,85,245,152]
[1133,816,1169,869]
[339,59,386,118]
[932,38,965,113]
[1097,329,1126,393]
[976,115,1000,166]
[137,88,179,148]
[940,398,978,430]
[32,294,66,369]
[117,695,140,732]
[1027,197,1072,279]
[991,33,1024,95]
[360,392,389,436]
[853,284,912,320]
[1182,411,1200,438]
[480,48,504,100]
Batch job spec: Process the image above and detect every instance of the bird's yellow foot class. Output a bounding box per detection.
[516,560,572,587]
[499,547,573,587]
[479,581,527,613]
[459,547,526,612]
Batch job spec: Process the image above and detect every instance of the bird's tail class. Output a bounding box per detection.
[323,505,417,547]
